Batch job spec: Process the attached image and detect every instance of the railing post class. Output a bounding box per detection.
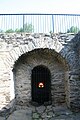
[23,15,25,32]
[52,15,54,33]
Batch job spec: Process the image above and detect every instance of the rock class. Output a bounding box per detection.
[32,33,40,38]
[7,109,32,120]
[36,106,46,114]
[0,116,5,120]
[32,113,40,119]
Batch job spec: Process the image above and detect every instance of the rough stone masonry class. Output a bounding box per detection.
[0,32,80,115]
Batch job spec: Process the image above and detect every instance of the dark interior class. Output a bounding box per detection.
[31,65,51,105]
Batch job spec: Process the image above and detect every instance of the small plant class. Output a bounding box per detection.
[5,29,14,33]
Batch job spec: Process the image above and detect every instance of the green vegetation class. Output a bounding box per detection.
[5,29,14,33]
[23,23,34,33]
[15,28,23,33]
[1,23,34,33]
[0,24,79,34]
[15,23,34,33]
[67,26,80,33]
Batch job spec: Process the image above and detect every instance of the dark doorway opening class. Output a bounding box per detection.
[31,65,51,105]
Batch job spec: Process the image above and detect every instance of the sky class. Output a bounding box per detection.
[0,0,80,14]
[0,0,80,33]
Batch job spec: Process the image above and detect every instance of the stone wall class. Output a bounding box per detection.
[0,32,80,114]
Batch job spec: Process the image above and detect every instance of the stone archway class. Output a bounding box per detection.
[13,48,69,109]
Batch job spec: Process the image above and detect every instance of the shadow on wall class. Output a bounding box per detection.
[60,32,80,110]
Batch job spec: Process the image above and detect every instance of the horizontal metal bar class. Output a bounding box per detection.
[0,13,80,16]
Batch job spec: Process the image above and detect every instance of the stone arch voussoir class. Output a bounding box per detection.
[10,40,68,71]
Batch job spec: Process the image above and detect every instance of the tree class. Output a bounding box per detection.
[5,23,34,33]
[23,23,34,33]
[5,29,14,33]
[15,28,23,33]
[67,26,79,33]
[15,23,34,33]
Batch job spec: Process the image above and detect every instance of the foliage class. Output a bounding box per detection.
[5,29,14,33]
[15,23,34,33]
[15,28,23,32]
[5,23,34,33]
[23,23,34,33]
[67,26,80,33]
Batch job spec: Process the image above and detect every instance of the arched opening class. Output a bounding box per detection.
[31,65,51,105]
[13,48,69,109]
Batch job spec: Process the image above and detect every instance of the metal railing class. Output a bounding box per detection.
[0,13,80,33]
